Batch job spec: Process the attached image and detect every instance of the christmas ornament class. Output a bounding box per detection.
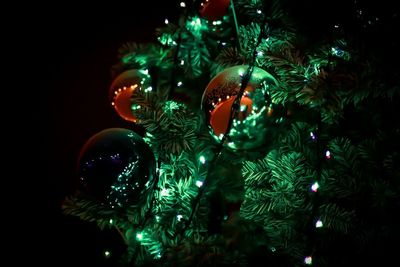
[201,65,280,151]
[199,0,230,21]
[109,69,151,122]
[78,128,156,209]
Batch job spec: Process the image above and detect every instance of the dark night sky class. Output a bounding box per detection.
[42,3,179,266]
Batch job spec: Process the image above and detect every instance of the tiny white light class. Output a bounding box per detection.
[136,233,143,241]
[311,182,319,192]
[196,180,204,188]
[304,256,312,265]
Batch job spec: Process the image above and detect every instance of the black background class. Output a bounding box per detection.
[42,2,179,266]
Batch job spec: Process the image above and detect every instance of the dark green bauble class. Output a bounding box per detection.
[78,128,156,209]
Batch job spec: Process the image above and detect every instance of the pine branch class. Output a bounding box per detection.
[62,194,118,229]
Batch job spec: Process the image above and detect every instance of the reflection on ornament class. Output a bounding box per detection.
[201,65,280,151]
[78,128,156,209]
[210,95,253,136]
[109,69,150,122]
[200,0,230,21]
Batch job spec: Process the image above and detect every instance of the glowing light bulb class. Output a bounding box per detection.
[104,250,111,258]
[136,232,143,241]
[325,150,331,159]
[199,155,206,164]
[196,180,204,187]
[315,219,323,228]
[304,256,312,265]
[311,182,319,192]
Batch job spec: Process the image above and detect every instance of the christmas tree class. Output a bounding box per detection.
[62,0,400,266]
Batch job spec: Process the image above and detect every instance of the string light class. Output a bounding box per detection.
[176,214,183,221]
[196,180,204,188]
[180,2,186,7]
[315,219,323,228]
[311,182,319,192]
[325,150,331,159]
[177,81,183,87]
[304,256,312,265]
[136,232,143,241]
[104,250,111,258]
[199,155,206,164]
[257,9,262,14]
[164,18,169,24]
[109,219,113,224]
[160,188,169,196]
[310,132,316,140]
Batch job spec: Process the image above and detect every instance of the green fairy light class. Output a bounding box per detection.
[160,188,169,196]
[196,180,204,187]
[155,252,162,259]
[131,104,141,111]
[186,16,207,34]
[162,100,185,114]
[136,232,143,241]
[104,250,111,258]
[158,34,174,46]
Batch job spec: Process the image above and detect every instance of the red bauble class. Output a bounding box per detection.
[210,95,253,136]
[109,69,148,122]
[201,65,279,151]
[200,0,230,21]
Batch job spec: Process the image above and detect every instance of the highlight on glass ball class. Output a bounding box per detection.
[201,65,280,151]
[109,69,152,122]
[78,128,156,209]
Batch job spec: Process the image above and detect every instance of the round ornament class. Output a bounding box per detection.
[109,69,151,122]
[201,65,280,151]
[199,0,231,21]
[78,128,156,209]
